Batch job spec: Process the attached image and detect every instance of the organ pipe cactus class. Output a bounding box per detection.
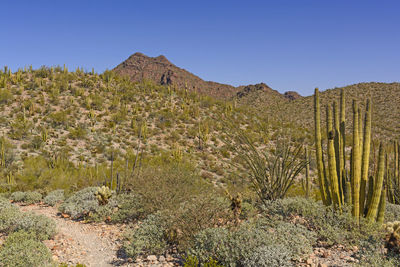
[359,100,372,216]
[366,143,385,222]
[313,89,385,224]
[326,105,341,208]
[377,188,386,224]
[302,147,311,198]
[314,88,330,205]
[351,100,361,221]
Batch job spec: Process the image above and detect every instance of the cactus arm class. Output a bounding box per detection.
[377,188,386,224]
[365,176,374,216]
[366,142,385,222]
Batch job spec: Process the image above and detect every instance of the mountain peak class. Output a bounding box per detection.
[284,91,302,101]
[154,55,170,64]
[113,52,239,99]
[126,52,172,64]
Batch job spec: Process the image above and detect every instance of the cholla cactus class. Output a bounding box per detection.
[95,186,112,205]
[385,221,400,252]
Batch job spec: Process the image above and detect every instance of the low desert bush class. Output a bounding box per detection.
[43,189,65,206]
[10,191,25,202]
[23,191,43,204]
[0,230,53,267]
[10,191,42,204]
[385,203,400,223]
[108,193,145,223]
[163,194,231,250]
[0,200,21,233]
[0,199,56,240]
[59,187,101,219]
[122,213,168,260]
[241,244,293,267]
[188,218,316,266]
[59,187,147,223]
[127,160,215,214]
[16,212,56,240]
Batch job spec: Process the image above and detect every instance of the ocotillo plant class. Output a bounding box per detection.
[302,146,311,198]
[313,88,386,223]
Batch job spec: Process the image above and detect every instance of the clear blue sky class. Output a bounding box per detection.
[1,0,399,96]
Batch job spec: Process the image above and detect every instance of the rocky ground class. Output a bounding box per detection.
[18,204,180,267]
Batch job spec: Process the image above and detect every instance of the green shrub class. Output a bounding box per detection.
[241,244,293,267]
[188,219,315,266]
[0,198,55,240]
[163,194,231,250]
[0,201,21,233]
[0,192,10,199]
[10,191,25,202]
[0,88,13,104]
[10,191,42,204]
[16,212,56,240]
[23,191,43,204]
[0,231,53,267]
[122,213,167,260]
[128,160,214,214]
[59,187,145,223]
[108,193,145,223]
[385,203,400,223]
[43,189,65,206]
[59,187,100,219]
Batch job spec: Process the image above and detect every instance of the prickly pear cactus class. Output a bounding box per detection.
[384,221,400,252]
[95,186,112,205]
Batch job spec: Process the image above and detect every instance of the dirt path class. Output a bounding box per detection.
[18,204,125,267]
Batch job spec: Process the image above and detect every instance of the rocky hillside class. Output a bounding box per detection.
[113,52,239,99]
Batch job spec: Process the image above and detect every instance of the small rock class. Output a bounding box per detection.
[147,255,157,261]
[159,255,166,262]
[318,263,328,267]
[322,250,331,258]
[306,258,313,264]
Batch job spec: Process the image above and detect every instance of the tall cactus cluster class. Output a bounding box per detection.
[314,88,386,223]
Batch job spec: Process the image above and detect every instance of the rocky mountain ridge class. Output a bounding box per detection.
[113,52,299,102]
